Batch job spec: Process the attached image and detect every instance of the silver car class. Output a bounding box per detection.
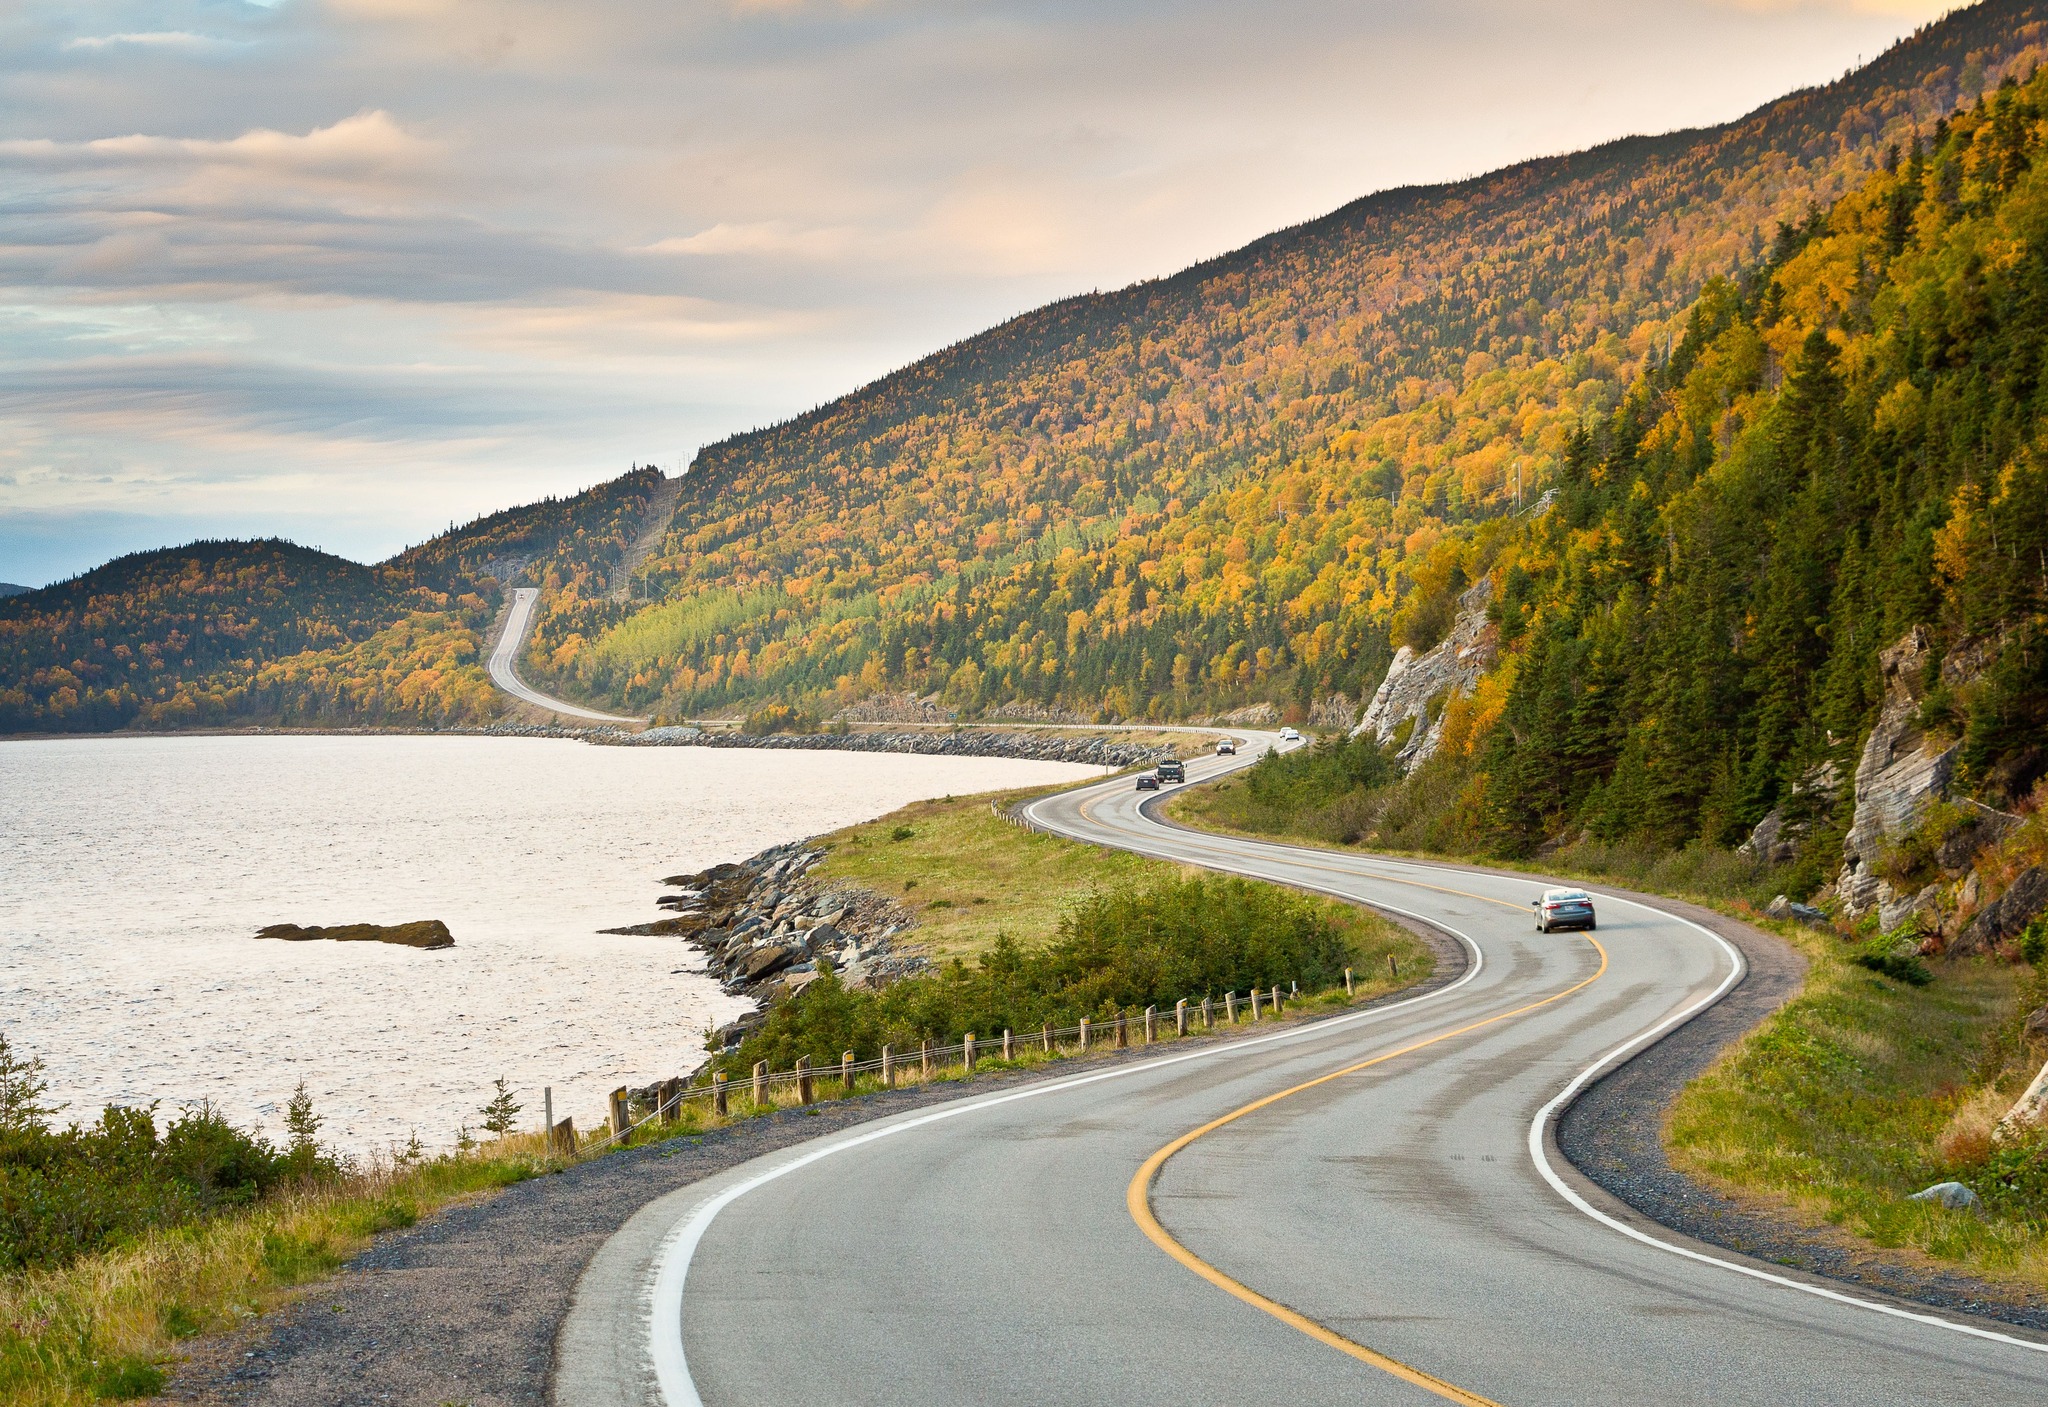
[1533,888,1596,933]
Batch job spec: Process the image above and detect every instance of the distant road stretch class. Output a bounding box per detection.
[553,733,2048,1407]
[487,587,645,724]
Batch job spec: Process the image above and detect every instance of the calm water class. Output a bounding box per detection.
[0,736,1097,1153]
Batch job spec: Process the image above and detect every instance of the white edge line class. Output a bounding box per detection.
[1527,891,2048,1356]
[1049,775,2048,1357]
[646,857,1488,1405]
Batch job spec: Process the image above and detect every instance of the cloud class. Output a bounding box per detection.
[0,110,440,178]
[63,31,244,51]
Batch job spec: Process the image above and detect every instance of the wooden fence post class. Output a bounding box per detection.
[1249,988,1261,1021]
[1114,1013,1129,1049]
[551,1116,576,1156]
[1225,992,1236,1023]
[842,1050,855,1094]
[1079,1017,1091,1052]
[1202,995,1213,1029]
[1041,1022,1053,1053]
[1345,967,1355,996]
[1389,954,1399,979]
[1144,1006,1156,1043]
[752,1060,768,1106]
[1175,999,1188,1037]
[796,1056,813,1104]
[1271,985,1282,1016]
[964,1032,977,1074]
[713,1072,728,1115]
[608,1087,630,1138]
[543,1086,553,1140]
[921,1039,933,1078]
[882,1044,895,1089]
[1002,1029,1014,1061]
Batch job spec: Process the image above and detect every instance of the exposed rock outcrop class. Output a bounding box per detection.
[1836,628,1959,920]
[1350,577,1496,769]
[255,920,454,950]
[1953,865,2048,956]
[1739,762,1841,866]
[832,692,955,724]
[1307,694,1359,731]
[1196,702,1280,727]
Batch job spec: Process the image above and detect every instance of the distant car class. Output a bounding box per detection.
[1279,726,1302,742]
[1135,773,1161,791]
[1156,759,1186,783]
[1215,739,1237,756]
[1533,888,1596,933]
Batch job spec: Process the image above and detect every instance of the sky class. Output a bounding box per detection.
[0,0,1964,587]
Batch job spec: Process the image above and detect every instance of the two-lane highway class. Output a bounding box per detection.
[555,739,2048,1406]
[489,587,645,723]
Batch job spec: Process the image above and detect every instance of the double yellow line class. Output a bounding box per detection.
[1121,854,1610,1406]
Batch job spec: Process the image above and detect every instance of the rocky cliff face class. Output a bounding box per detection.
[1350,577,1496,769]
[1836,628,1960,920]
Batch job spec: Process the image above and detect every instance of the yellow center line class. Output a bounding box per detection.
[1070,777,1605,1401]
[1128,942,1607,1405]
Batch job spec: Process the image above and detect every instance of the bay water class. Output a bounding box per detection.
[0,735,1097,1153]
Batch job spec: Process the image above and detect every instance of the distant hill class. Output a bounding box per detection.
[0,471,660,733]
[0,584,28,598]
[520,0,2048,725]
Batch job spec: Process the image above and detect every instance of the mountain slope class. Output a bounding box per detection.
[535,0,2048,723]
[0,470,660,733]
[1223,69,2048,889]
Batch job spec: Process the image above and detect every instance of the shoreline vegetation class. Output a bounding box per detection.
[0,780,1428,1407]
[1170,767,2048,1300]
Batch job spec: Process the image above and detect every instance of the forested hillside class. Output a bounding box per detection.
[1232,70,2048,880]
[0,470,659,733]
[528,0,2048,723]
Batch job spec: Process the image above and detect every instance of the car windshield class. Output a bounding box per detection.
[1544,890,1589,902]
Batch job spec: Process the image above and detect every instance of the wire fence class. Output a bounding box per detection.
[561,969,1372,1158]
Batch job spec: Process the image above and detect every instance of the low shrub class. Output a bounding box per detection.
[1851,938,1934,987]
[707,873,1390,1074]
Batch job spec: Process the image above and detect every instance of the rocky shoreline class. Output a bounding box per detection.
[410,720,1181,769]
[602,839,928,1055]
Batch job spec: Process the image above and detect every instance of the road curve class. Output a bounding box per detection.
[489,587,645,723]
[555,738,2048,1406]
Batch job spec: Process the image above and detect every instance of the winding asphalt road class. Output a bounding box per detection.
[489,587,645,723]
[554,737,2048,1405]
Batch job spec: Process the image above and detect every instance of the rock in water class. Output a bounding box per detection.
[255,920,455,950]
[1906,1181,1981,1211]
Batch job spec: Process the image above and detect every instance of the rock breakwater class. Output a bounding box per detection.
[603,839,927,1050]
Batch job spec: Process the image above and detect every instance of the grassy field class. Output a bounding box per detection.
[808,787,1172,964]
[1667,928,2048,1292]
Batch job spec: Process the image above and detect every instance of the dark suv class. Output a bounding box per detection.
[1156,759,1186,784]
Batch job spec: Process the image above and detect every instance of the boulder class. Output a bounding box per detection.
[1764,895,1830,927]
[1995,1056,2048,1142]
[597,914,713,937]
[804,922,847,953]
[2023,1006,2048,1042]
[1351,577,1497,770]
[1953,866,2048,956]
[1907,1181,1982,1211]
[735,944,801,984]
[254,920,454,950]
[1836,628,1959,919]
